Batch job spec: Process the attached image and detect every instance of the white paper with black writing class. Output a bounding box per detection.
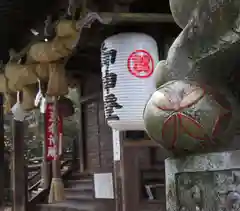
[101,33,159,130]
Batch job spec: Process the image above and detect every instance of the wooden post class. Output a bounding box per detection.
[41,157,51,190]
[78,84,85,172]
[40,109,51,190]
[112,130,123,211]
[0,94,4,209]
[12,119,26,211]
[122,146,140,211]
[40,83,51,190]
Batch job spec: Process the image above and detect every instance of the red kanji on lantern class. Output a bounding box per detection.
[127,49,154,78]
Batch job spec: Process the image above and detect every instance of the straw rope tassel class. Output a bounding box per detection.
[48,96,65,203]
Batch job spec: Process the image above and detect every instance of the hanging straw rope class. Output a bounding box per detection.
[3,53,19,113]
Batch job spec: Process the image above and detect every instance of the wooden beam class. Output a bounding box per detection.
[0,94,4,209]
[12,120,27,211]
[99,12,174,24]
[124,139,160,148]
[79,92,102,104]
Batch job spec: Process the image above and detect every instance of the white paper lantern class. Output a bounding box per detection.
[101,32,159,130]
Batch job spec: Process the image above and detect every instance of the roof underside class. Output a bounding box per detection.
[0,0,61,61]
[0,0,180,75]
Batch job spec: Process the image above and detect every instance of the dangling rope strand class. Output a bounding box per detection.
[71,12,107,51]
[44,16,54,37]
[67,0,77,20]
[75,12,106,30]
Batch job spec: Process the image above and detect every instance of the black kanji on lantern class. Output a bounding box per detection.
[101,43,123,120]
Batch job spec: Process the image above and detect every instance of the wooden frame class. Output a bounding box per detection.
[124,139,160,148]
[121,145,140,211]
[77,84,84,172]
[78,89,102,172]
[121,138,161,211]
[0,94,4,209]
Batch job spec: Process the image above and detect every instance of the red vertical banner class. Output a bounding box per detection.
[45,102,56,161]
[45,103,64,161]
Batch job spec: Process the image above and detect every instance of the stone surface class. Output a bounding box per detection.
[144,80,234,155]
[145,0,240,155]
[152,0,240,103]
[177,170,240,211]
[166,0,240,79]
[169,0,198,28]
[165,150,240,211]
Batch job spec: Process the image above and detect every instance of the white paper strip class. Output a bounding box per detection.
[112,129,120,161]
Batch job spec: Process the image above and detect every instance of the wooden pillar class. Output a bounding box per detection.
[41,157,51,190]
[40,83,51,189]
[112,130,123,211]
[122,146,140,211]
[40,110,51,190]
[12,120,26,211]
[78,84,85,172]
[0,94,4,209]
[121,139,160,211]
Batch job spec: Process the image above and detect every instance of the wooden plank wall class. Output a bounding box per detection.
[82,74,113,172]
[81,73,115,211]
[98,98,114,171]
